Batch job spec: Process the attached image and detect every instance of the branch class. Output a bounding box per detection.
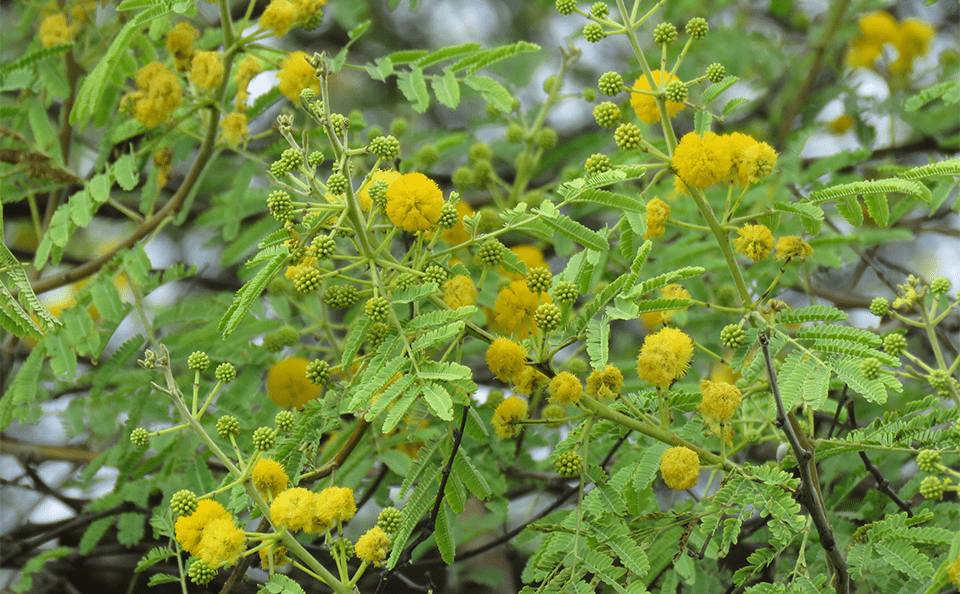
[844,399,914,517]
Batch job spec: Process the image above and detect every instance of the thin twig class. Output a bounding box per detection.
[845,400,914,517]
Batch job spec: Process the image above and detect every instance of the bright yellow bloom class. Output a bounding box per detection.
[355,526,391,567]
[697,380,742,422]
[40,14,73,48]
[284,257,316,280]
[492,396,528,439]
[672,132,732,189]
[733,224,774,262]
[270,487,315,532]
[726,132,758,186]
[197,517,245,566]
[846,11,898,68]
[486,337,527,383]
[644,197,670,240]
[659,446,700,491]
[950,554,960,587]
[267,357,321,409]
[220,113,248,146]
[259,0,298,36]
[175,499,232,558]
[774,236,813,262]
[292,0,327,22]
[739,142,778,184]
[190,51,223,90]
[252,459,289,499]
[131,62,183,128]
[548,372,582,405]
[235,55,262,109]
[277,51,320,102]
[514,366,549,395]
[357,169,401,211]
[442,275,477,309]
[493,280,551,339]
[503,245,548,281]
[585,364,624,400]
[892,19,935,74]
[385,172,444,232]
[630,70,685,124]
[316,486,356,525]
[636,327,694,388]
[166,22,198,71]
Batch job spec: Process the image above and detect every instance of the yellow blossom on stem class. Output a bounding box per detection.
[270,487,315,532]
[220,113,248,146]
[385,172,444,232]
[166,22,198,71]
[548,372,582,405]
[197,517,246,566]
[175,499,232,558]
[277,51,319,102]
[486,337,527,383]
[630,70,685,124]
[130,62,183,128]
[733,224,774,262]
[636,327,694,388]
[514,366,549,395]
[846,11,898,68]
[739,142,778,184]
[267,357,321,409]
[492,396,528,439]
[659,446,700,491]
[355,526,391,567]
[442,275,477,309]
[672,132,732,189]
[775,236,813,262]
[259,0,298,37]
[315,486,356,526]
[190,51,224,90]
[585,364,624,400]
[697,380,742,422]
[252,459,289,499]
[726,132,758,186]
[40,14,73,48]
[493,280,551,339]
[235,55,262,109]
[644,198,670,239]
[259,544,289,568]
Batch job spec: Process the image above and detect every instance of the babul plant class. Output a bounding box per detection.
[1,0,958,593]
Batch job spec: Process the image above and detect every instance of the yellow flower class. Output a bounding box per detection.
[285,257,316,280]
[503,245,548,281]
[659,446,700,491]
[486,337,527,383]
[277,51,320,102]
[166,22,198,71]
[697,380,742,422]
[190,51,223,90]
[267,357,321,409]
[827,114,854,134]
[259,0,298,36]
[585,364,623,400]
[252,459,289,499]
[630,70,685,124]
[175,499,232,558]
[644,198,670,240]
[315,486,356,525]
[355,526,391,567]
[733,224,774,262]
[494,280,551,339]
[636,327,694,388]
[220,113,248,146]
[235,55,262,109]
[385,172,444,232]
[548,372,582,405]
[739,142,778,185]
[442,275,476,309]
[672,132,732,189]
[950,554,960,587]
[259,543,289,569]
[892,19,935,74]
[197,517,245,566]
[492,396,528,439]
[40,14,73,48]
[846,11,898,68]
[774,236,813,262]
[270,487,315,532]
[725,132,758,186]
[292,0,327,22]
[514,366,549,395]
[442,200,475,245]
[132,62,183,128]
[357,169,401,211]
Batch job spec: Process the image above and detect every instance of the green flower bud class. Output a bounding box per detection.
[267,190,294,222]
[468,142,493,163]
[418,144,439,166]
[252,426,276,451]
[597,71,623,97]
[170,490,199,516]
[861,357,881,380]
[614,123,642,151]
[542,403,566,428]
[556,0,576,16]
[323,285,359,309]
[437,203,459,229]
[505,123,525,143]
[187,558,217,585]
[263,327,299,352]
[593,101,621,128]
[663,81,688,103]
[130,428,149,448]
[534,128,558,149]
[378,507,403,533]
[930,277,951,296]
[423,264,448,286]
[476,238,507,267]
[366,322,389,350]
[217,415,241,439]
[686,17,709,39]
[916,449,941,474]
[308,151,324,167]
[369,135,401,160]
[306,359,332,386]
[705,63,726,83]
[553,280,579,305]
[312,235,336,259]
[365,296,391,323]
[215,362,237,383]
[534,303,562,332]
[327,173,348,196]
[452,166,475,189]
[583,22,605,43]
[526,267,553,293]
[188,351,210,371]
[590,2,609,18]
[585,153,612,175]
[653,22,678,44]
[390,117,408,136]
[919,476,944,500]
[720,324,746,349]
[882,333,907,357]
[294,266,323,295]
[555,451,584,478]
[275,410,296,432]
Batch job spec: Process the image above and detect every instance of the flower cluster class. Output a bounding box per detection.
[636,327,694,388]
[267,357,322,408]
[493,280,552,338]
[277,51,320,102]
[385,172,445,232]
[175,499,246,566]
[846,11,934,74]
[659,446,700,491]
[492,396,528,438]
[270,485,357,534]
[126,62,183,128]
[671,132,778,189]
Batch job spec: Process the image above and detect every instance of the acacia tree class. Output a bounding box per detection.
[1,0,959,593]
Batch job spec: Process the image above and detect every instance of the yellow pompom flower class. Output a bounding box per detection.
[267,357,321,409]
[259,0,298,36]
[40,14,73,48]
[277,51,320,102]
[357,169,401,211]
[166,22,198,71]
[733,224,774,262]
[636,327,694,388]
[355,526,391,567]
[220,113,249,146]
[197,517,246,566]
[385,172,444,232]
[175,499,232,558]
[846,11,898,68]
[190,51,224,90]
[315,486,356,525]
[252,459,289,499]
[827,114,854,134]
[659,446,700,491]
[235,55,262,109]
[492,396,528,439]
[548,372,582,405]
[697,380,742,422]
[726,132,759,186]
[585,364,624,400]
[270,487,315,532]
[486,337,527,383]
[503,245,548,281]
[892,19,935,74]
[644,198,670,239]
[131,62,183,128]
[493,280,551,339]
[739,142,778,184]
[672,132,732,189]
[514,366,550,395]
[774,236,813,262]
[442,275,477,310]
[630,70,685,124]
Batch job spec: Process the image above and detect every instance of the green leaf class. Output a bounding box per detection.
[410,320,464,353]
[541,214,608,251]
[382,387,420,433]
[586,316,609,369]
[383,49,429,65]
[464,75,514,113]
[722,97,750,117]
[775,304,847,324]
[79,516,115,555]
[397,68,430,113]
[422,382,453,420]
[435,504,456,563]
[112,153,138,190]
[701,76,739,106]
[565,188,644,212]
[874,542,933,580]
[135,546,175,573]
[391,283,437,303]
[904,80,960,111]
[452,451,491,499]
[432,68,460,110]
[262,573,308,594]
[695,110,712,135]
[810,178,931,205]
[417,43,482,68]
[218,253,286,338]
[449,41,540,74]
[0,44,73,79]
[0,282,43,340]
[624,266,704,299]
